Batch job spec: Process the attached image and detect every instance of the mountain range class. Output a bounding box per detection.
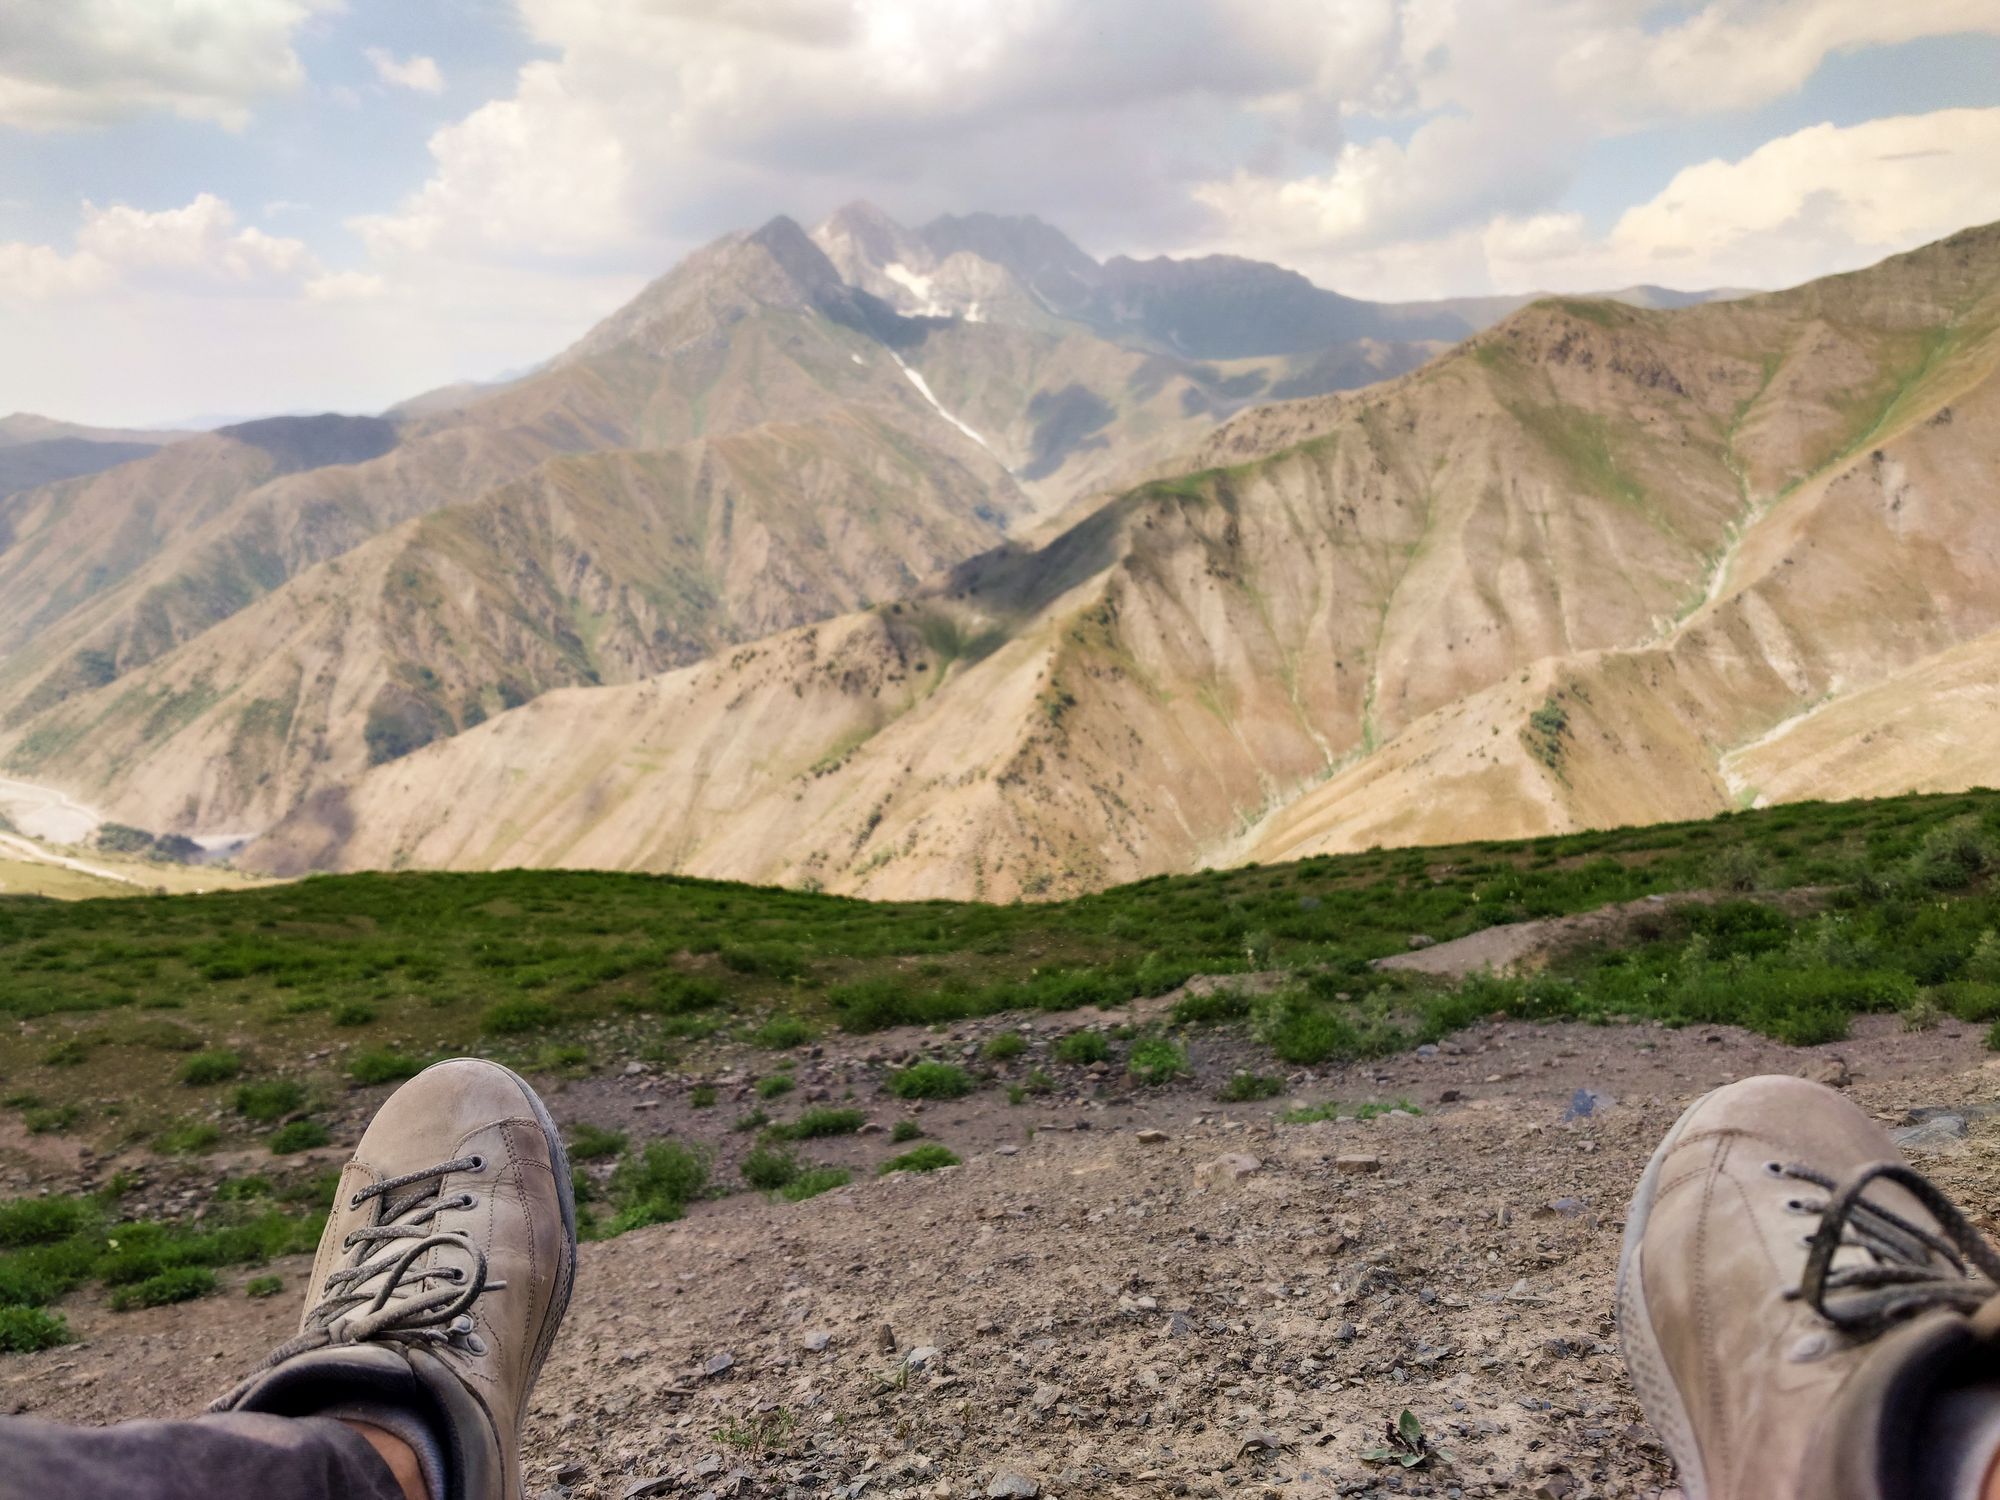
[8,204,1990,899]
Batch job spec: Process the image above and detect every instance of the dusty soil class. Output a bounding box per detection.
[7,1010,2000,1500]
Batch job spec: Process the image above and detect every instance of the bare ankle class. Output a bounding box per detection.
[339,1420,430,1500]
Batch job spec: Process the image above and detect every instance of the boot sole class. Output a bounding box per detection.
[429,1057,578,1396]
[1615,1086,1718,1500]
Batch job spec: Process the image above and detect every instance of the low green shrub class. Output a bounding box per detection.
[756,1075,795,1099]
[741,1144,800,1191]
[750,1014,817,1049]
[888,1062,973,1100]
[1127,1037,1188,1086]
[109,1266,218,1310]
[1218,1073,1283,1102]
[1172,989,1253,1026]
[1053,1031,1110,1065]
[778,1167,851,1202]
[878,1145,960,1175]
[483,997,559,1034]
[234,1080,306,1123]
[567,1123,628,1161]
[178,1051,243,1086]
[245,1274,284,1298]
[982,1032,1027,1061]
[768,1107,867,1140]
[0,1306,72,1352]
[158,1120,223,1154]
[890,1119,923,1143]
[269,1120,331,1155]
[0,1196,89,1248]
[603,1141,709,1234]
[348,1050,423,1086]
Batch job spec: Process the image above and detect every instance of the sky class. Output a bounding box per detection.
[3,0,2000,426]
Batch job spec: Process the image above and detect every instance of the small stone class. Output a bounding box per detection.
[1538,1197,1586,1218]
[986,1473,1040,1499]
[1439,1089,1464,1103]
[994,1144,1019,1156]
[1407,933,1436,950]
[877,1323,897,1354]
[555,1462,587,1485]
[903,1345,943,1372]
[1238,1430,1286,1455]
[622,1480,675,1499]
[1333,1154,1383,1174]
[694,1455,726,1478]
[702,1352,735,1378]
[857,1121,886,1135]
[1135,1129,1170,1144]
[1166,1311,1196,1339]
[801,1329,832,1352]
[1196,1153,1263,1188]
[1806,1057,1852,1089]
[1561,1088,1605,1121]
[1892,1115,1969,1153]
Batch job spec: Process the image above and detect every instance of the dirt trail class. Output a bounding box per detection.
[0,830,141,888]
[0,777,103,845]
[6,1013,2000,1500]
[1375,888,1829,980]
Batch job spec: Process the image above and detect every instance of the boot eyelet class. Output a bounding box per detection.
[466,1155,486,1173]
[1764,1161,1785,1177]
[459,1194,477,1210]
[349,1192,365,1208]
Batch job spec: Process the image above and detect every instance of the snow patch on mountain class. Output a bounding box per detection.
[890,352,994,453]
[884,263,951,317]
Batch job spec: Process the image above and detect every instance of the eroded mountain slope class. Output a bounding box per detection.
[247,224,2000,895]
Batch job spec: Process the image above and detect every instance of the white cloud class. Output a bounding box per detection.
[0,194,320,301]
[1243,110,2000,299]
[366,48,446,95]
[354,61,634,260]
[0,0,333,131]
[305,270,388,301]
[342,0,2000,288]
[1189,0,2000,273]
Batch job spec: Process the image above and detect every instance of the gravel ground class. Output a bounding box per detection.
[7,1010,2000,1500]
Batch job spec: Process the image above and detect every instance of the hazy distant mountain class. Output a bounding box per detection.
[812,201,1747,358]
[247,222,2000,899]
[0,413,186,499]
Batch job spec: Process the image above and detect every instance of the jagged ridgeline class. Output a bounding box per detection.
[2,213,1997,899]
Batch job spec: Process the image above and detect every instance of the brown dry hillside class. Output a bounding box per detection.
[245,222,2000,895]
[0,215,1420,838]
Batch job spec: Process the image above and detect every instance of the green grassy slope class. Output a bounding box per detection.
[5,790,1999,1152]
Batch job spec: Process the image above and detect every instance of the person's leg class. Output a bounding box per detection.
[1616,1075,2000,1500]
[0,1411,407,1500]
[343,1421,429,1500]
[1,1057,576,1500]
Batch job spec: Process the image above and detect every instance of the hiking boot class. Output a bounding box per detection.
[1616,1074,2000,1499]
[212,1058,577,1500]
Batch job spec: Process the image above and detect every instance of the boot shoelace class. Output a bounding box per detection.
[258,1155,503,1367]
[1782,1159,2000,1339]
